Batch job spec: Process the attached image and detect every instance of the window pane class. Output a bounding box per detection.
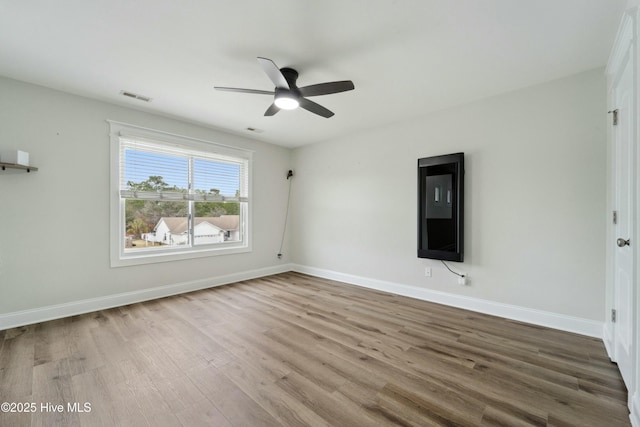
[124,199,188,250]
[193,202,241,245]
[124,150,189,192]
[193,158,240,198]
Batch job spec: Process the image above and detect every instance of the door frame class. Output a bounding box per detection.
[605,8,639,424]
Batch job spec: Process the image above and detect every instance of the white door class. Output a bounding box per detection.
[611,29,635,395]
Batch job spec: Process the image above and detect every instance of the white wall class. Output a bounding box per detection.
[291,68,606,322]
[0,77,292,319]
[0,69,609,331]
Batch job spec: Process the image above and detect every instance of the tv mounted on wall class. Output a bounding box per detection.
[418,152,464,262]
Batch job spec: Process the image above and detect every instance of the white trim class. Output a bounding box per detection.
[0,262,605,339]
[108,120,253,267]
[111,244,252,267]
[606,10,635,81]
[631,391,640,427]
[108,120,255,159]
[606,7,639,415]
[0,264,294,331]
[604,322,616,361]
[291,264,603,338]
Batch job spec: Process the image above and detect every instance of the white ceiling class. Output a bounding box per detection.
[0,0,628,148]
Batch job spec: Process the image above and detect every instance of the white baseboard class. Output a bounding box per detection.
[603,322,616,361]
[0,263,294,331]
[1,262,604,339]
[291,264,603,338]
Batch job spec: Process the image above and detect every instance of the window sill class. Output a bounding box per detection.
[111,243,251,268]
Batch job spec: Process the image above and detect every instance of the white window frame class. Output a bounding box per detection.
[109,121,252,267]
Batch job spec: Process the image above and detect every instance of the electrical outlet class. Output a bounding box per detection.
[458,276,467,285]
[425,267,432,277]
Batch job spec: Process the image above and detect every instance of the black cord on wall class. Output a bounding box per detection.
[277,170,294,259]
[441,260,464,278]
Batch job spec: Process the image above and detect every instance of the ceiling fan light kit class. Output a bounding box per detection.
[274,90,299,110]
[215,57,354,118]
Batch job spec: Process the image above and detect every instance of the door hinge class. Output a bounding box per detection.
[608,109,619,126]
[611,309,617,323]
[613,210,618,225]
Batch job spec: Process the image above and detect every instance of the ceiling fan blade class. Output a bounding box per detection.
[299,80,355,97]
[214,86,274,95]
[264,103,280,116]
[299,98,334,118]
[257,57,290,89]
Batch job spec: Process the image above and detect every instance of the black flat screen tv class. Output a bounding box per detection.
[418,152,464,262]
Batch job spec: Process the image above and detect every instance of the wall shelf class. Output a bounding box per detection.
[0,162,38,173]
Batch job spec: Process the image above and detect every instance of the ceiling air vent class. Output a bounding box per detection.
[119,90,152,102]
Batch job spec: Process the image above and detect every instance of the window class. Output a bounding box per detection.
[109,121,251,266]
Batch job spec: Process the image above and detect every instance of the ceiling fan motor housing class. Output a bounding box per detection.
[277,68,302,100]
[279,67,299,88]
[274,68,301,109]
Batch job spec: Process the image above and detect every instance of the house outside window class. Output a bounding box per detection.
[109,121,252,267]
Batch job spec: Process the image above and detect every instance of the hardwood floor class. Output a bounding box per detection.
[0,272,630,426]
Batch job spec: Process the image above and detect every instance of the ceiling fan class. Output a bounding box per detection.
[214,57,355,118]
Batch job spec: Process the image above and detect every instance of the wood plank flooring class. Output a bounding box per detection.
[0,272,630,426]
